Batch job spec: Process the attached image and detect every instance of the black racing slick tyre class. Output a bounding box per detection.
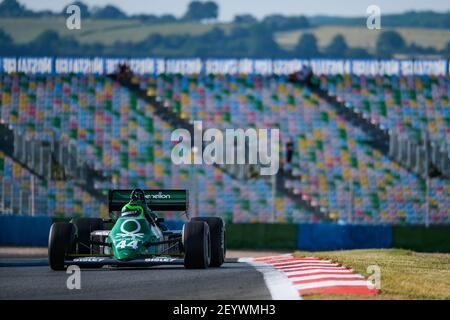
[71,218,104,254]
[48,222,75,271]
[183,221,211,269]
[192,217,225,267]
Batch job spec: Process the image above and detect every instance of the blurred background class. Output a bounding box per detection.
[0,0,449,252]
[0,0,450,58]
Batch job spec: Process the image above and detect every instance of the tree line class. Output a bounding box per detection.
[0,0,309,31]
[309,11,450,29]
[1,26,449,59]
[0,0,218,21]
[2,0,450,29]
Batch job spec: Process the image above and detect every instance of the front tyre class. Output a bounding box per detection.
[183,221,210,269]
[71,218,104,254]
[48,222,75,271]
[192,217,225,267]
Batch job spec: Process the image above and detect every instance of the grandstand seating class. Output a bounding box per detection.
[319,74,450,154]
[0,74,299,222]
[137,74,449,224]
[0,73,448,223]
[0,150,103,217]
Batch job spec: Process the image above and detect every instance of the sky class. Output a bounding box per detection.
[19,0,450,21]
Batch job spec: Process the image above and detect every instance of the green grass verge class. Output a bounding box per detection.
[294,249,450,300]
[393,225,450,252]
[227,223,297,250]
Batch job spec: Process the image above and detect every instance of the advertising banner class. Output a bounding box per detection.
[1,57,448,76]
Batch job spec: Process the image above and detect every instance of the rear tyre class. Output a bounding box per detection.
[192,217,225,267]
[48,222,75,271]
[183,221,210,269]
[71,218,104,254]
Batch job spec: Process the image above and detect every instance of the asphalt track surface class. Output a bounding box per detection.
[0,259,272,300]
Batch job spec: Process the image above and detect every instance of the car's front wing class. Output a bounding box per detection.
[64,256,185,268]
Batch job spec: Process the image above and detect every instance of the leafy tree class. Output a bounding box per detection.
[144,33,164,48]
[325,34,348,57]
[308,11,450,29]
[294,33,320,58]
[135,14,176,23]
[346,47,372,58]
[0,28,12,44]
[134,14,158,22]
[0,0,33,17]
[405,42,438,55]
[261,15,309,31]
[445,42,450,55]
[184,1,202,20]
[159,14,177,23]
[28,30,61,55]
[0,28,14,54]
[245,25,282,57]
[203,1,218,20]
[379,11,450,29]
[234,14,258,24]
[163,34,190,50]
[225,27,253,56]
[376,30,406,57]
[184,1,218,21]
[200,27,225,42]
[92,5,126,19]
[62,1,90,18]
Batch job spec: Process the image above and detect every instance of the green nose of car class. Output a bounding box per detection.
[109,216,155,260]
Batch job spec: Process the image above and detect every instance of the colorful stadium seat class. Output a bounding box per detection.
[0,73,448,224]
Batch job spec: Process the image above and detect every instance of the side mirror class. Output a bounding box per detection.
[157,217,165,223]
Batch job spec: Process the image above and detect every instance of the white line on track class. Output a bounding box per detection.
[238,258,302,300]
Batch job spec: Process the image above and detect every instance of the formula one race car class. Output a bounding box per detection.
[48,189,226,270]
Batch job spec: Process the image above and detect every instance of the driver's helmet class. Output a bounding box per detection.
[130,188,146,203]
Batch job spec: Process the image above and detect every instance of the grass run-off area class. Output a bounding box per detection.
[294,249,450,300]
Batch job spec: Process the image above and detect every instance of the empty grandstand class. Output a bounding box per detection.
[0,58,448,225]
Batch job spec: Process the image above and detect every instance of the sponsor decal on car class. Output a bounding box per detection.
[121,210,139,216]
[73,257,106,262]
[145,257,177,263]
[146,192,171,199]
[113,218,145,249]
[91,230,110,236]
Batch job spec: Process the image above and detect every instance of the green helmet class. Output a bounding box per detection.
[130,188,146,203]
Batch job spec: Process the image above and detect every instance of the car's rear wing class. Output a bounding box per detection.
[108,190,189,212]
